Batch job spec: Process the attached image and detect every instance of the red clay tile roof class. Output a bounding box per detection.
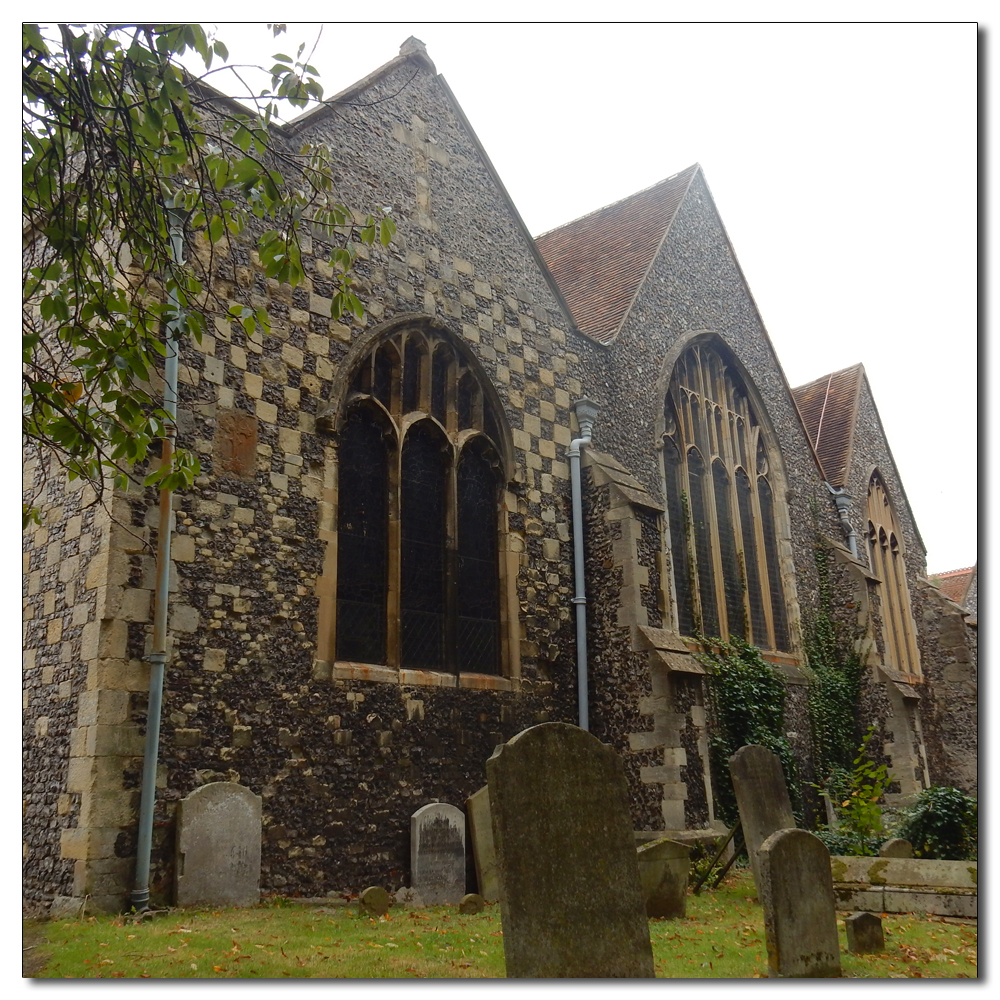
[790,364,865,487]
[931,566,975,605]
[534,166,699,344]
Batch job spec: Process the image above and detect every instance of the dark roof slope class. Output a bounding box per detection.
[790,363,865,487]
[534,166,699,344]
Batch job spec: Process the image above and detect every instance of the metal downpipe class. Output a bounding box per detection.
[826,483,859,560]
[130,204,184,910]
[568,399,598,731]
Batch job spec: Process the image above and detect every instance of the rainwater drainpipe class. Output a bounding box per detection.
[568,398,599,731]
[826,483,859,560]
[130,199,185,910]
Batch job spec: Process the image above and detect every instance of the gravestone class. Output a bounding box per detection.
[410,802,466,905]
[879,838,913,858]
[729,744,796,894]
[394,886,425,908]
[459,893,485,914]
[635,837,690,918]
[845,911,885,954]
[758,828,841,978]
[175,782,261,907]
[466,785,500,901]
[487,722,654,978]
[359,885,390,917]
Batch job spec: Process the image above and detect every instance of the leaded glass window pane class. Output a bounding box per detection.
[714,460,745,639]
[335,409,388,663]
[687,448,719,636]
[737,467,767,646]
[456,442,501,673]
[758,476,790,651]
[431,348,449,424]
[400,422,448,668]
[403,338,422,413]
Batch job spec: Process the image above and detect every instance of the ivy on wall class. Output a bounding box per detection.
[696,636,800,826]
[804,537,865,786]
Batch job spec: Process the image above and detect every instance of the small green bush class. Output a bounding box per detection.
[896,786,978,860]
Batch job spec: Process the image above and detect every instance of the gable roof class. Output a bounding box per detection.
[789,363,864,487]
[534,166,699,344]
[931,565,976,606]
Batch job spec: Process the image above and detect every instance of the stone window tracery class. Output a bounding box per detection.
[661,341,791,651]
[866,472,921,676]
[334,326,505,674]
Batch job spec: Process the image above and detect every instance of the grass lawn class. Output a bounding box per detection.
[27,870,976,979]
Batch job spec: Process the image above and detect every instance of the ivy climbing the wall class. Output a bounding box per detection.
[696,636,800,826]
[805,537,865,787]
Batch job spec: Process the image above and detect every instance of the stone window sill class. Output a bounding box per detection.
[320,660,516,692]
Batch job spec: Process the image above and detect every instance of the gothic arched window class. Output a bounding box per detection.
[866,472,921,676]
[661,341,791,651]
[335,326,505,674]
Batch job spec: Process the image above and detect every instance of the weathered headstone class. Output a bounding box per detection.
[466,785,500,901]
[487,722,654,978]
[845,911,885,954]
[175,782,261,907]
[879,838,913,858]
[359,885,390,917]
[394,886,425,908]
[758,828,841,978]
[635,837,690,918]
[459,893,485,914]
[729,744,796,893]
[410,802,466,905]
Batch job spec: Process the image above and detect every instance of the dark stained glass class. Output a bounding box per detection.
[400,422,449,668]
[335,408,388,664]
[351,356,371,394]
[713,460,745,639]
[431,348,450,424]
[403,338,422,413]
[458,371,476,430]
[757,476,790,650]
[663,436,694,637]
[373,343,394,409]
[456,441,501,673]
[737,468,767,646]
[687,448,719,637]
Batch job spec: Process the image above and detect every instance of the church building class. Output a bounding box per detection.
[23,38,977,913]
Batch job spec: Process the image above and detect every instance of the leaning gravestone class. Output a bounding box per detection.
[487,723,654,978]
[175,782,261,907]
[636,837,690,918]
[729,744,796,894]
[410,802,466,905]
[466,785,500,902]
[758,828,841,978]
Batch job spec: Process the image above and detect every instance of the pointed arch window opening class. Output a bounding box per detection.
[336,327,506,675]
[661,342,792,651]
[866,473,921,677]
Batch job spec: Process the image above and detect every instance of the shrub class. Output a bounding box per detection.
[896,786,978,860]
